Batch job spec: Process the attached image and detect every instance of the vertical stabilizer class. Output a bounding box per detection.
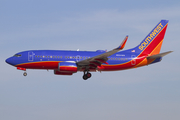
[134,20,169,56]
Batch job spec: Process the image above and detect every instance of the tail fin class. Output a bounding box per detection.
[134,20,169,56]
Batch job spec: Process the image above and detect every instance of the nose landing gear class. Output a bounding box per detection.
[23,72,27,76]
[17,67,27,76]
[83,70,92,80]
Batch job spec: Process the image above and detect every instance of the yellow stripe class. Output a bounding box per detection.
[137,23,168,58]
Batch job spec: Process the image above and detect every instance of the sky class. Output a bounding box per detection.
[0,0,180,120]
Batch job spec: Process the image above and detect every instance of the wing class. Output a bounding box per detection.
[77,36,128,70]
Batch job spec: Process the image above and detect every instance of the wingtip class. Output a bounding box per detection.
[118,35,128,50]
[167,51,173,54]
[125,35,128,39]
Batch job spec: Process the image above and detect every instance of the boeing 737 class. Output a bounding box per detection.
[6,20,172,80]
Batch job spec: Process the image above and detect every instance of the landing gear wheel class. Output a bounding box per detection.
[23,72,27,76]
[83,75,88,80]
[87,73,92,78]
[82,70,92,80]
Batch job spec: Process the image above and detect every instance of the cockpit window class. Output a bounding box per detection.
[14,54,22,57]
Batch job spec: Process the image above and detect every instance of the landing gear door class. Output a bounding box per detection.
[28,52,34,61]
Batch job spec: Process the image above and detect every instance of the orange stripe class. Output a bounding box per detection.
[135,39,164,67]
[137,24,168,57]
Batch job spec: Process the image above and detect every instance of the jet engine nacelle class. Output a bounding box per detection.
[54,70,74,75]
[54,62,77,75]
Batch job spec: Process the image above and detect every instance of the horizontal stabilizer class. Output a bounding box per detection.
[147,51,173,59]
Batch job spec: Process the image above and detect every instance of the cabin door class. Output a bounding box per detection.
[131,55,136,65]
[28,52,34,61]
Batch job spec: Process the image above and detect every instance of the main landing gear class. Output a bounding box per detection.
[83,70,92,80]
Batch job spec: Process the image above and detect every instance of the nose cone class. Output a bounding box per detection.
[5,57,14,66]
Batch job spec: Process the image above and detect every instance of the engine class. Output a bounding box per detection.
[54,70,74,75]
[54,62,77,75]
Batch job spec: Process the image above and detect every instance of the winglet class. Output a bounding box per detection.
[116,35,128,50]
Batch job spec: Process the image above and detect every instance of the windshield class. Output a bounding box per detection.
[14,54,22,57]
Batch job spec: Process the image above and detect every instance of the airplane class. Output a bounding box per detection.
[6,20,172,80]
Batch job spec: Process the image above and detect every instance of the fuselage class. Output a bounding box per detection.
[5,20,170,80]
[6,49,150,72]
[6,50,146,71]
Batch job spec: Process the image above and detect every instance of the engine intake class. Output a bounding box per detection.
[54,62,77,75]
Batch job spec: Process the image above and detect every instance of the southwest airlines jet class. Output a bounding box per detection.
[6,20,172,80]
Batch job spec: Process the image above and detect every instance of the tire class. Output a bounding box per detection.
[23,72,27,76]
[83,75,88,80]
[87,73,92,78]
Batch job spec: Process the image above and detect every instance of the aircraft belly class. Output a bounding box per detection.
[100,56,148,71]
[16,61,59,69]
